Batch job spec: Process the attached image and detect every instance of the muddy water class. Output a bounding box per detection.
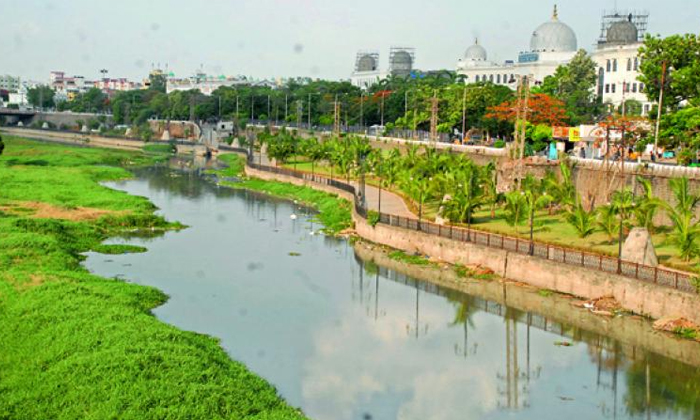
[84,166,700,420]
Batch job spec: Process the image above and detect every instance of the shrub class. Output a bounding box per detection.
[493,139,506,148]
[367,210,380,227]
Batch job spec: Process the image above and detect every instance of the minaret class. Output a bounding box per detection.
[552,4,558,21]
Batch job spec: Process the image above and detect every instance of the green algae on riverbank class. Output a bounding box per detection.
[215,153,352,235]
[0,137,306,419]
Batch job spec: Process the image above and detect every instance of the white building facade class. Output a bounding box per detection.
[591,16,651,114]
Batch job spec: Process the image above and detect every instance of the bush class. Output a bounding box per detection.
[367,210,380,227]
[493,139,506,148]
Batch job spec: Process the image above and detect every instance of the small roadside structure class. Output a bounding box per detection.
[621,227,658,267]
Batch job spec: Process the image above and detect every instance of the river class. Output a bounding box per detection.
[84,165,700,420]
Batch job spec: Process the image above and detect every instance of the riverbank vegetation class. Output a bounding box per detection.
[255,132,700,274]
[0,137,306,419]
[214,153,351,235]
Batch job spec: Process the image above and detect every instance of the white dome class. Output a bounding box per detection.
[530,6,577,53]
[464,40,487,61]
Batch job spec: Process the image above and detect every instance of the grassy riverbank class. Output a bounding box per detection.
[216,153,352,235]
[0,137,306,419]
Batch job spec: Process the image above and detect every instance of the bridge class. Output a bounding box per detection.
[0,108,37,125]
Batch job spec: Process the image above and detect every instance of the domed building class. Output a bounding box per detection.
[457,39,493,71]
[591,12,652,115]
[456,6,578,87]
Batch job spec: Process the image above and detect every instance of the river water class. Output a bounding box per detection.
[84,165,700,420]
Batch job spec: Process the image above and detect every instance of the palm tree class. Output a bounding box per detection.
[663,177,700,261]
[597,204,619,244]
[522,175,552,254]
[544,161,576,212]
[444,164,484,229]
[567,197,596,238]
[504,191,527,232]
[482,162,503,219]
[633,176,661,233]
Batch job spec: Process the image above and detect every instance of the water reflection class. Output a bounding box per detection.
[85,167,700,420]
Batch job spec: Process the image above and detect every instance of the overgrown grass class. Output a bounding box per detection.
[142,143,175,155]
[233,178,352,235]
[0,136,306,419]
[214,154,352,235]
[214,153,246,177]
[92,244,148,254]
[388,250,432,266]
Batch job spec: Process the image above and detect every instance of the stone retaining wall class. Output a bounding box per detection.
[244,160,700,325]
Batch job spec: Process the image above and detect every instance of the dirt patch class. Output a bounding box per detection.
[0,201,115,221]
[653,317,700,333]
[572,295,622,317]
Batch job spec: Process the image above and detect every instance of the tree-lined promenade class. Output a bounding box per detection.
[251,130,700,279]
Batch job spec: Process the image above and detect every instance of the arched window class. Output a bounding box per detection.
[606,60,611,72]
[613,59,618,72]
[475,75,480,82]
[497,74,501,83]
[627,58,632,71]
[489,74,493,82]
[634,57,639,71]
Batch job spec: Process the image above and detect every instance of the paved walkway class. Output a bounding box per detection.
[252,151,416,219]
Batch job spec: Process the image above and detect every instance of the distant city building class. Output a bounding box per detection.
[591,11,652,114]
[350,51,387,89]
[350,47,415,89]
[166,71,274,95]
[0,75,21,92]
[50,70,142,101]
[95,78,142,92]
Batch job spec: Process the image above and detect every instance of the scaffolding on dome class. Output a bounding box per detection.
[354,51,380,73]
[598,10,649,45]
[389,47,415,77]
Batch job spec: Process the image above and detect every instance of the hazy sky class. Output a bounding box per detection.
[2,0,699,82]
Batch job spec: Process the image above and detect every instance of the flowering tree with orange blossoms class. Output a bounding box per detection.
[485,93,568,127]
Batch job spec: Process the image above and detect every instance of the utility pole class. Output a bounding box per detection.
[430,91,439,145]
[284,94,288,123]
[333,94,341,136]
[653,61,667,158]
[359,93,365,130]
[380,92,385,127]
[461,86,467,144]
[307,93,311,128]
[250,96,255,122]
[218,95,222,121]
[235,95,240,128]
[267,95,271,126]
[515,75,531,190]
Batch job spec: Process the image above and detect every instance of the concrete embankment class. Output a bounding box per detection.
[353,241,700,368]
[244,162,700,327]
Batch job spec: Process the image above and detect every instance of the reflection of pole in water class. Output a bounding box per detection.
[646,358,651,420]
[505,315,519,408]
[415,284,419,339]
[374,272,379,321]
[613,342,619,420]
[359,261,364,305]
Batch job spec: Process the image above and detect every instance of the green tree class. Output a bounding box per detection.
[597,204,619,243]
[522,175,552,252]
[540,49,599,124]
[567,199,596,238]
[633,176,662,232]
[663,177,700,261]
[638,33,700,109]
[27,85,55,109]
[504,191,527,231]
